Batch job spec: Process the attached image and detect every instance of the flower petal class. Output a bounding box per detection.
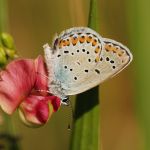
[0,59,36,114]
[50,96,61,112]
[34,55,48,95]
[0,54,61,124]
[19,95,61,127]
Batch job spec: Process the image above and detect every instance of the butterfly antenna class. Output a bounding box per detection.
[36,72,49,79]
[35,89,51,94]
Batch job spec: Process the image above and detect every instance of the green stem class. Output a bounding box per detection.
[88,0,99,31]
[70,0,100,150]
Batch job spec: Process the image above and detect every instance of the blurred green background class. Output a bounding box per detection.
[0,0,150,150]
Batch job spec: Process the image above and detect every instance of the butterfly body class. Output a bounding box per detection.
[44,27,132,101]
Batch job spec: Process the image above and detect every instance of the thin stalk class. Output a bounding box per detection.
[70,0,100,150]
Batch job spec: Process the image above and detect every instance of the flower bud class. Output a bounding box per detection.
[1,33,15,49]
[18,95,57,127]
[0,46,7,67]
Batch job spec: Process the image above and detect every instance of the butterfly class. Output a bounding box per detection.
[43,27,133,105]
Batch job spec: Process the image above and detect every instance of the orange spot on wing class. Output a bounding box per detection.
[92,39,98,46]
[79,36,86,43]
[66,39,70,46]
[117,50,124,57]
[71,37,78,46]
[113,46,120,53]
[86,36,92,43]
[62,40,67,46]
[112,48,117,53]
[95,46,101,53]
[104,44,114,51]
[104,44,125,57]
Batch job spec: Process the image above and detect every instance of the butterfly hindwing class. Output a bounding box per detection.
[95,38,133,83]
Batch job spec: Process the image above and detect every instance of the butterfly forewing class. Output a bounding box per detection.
[51,27,104,95]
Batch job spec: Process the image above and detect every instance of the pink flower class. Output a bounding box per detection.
[0,56,61,127]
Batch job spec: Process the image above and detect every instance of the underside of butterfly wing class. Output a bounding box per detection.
[44,27,133,99]
[97,38,133,82]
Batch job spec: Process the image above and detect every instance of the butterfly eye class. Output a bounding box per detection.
[61,96,69,105]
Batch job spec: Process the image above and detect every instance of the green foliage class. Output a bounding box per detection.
[126,0,150,149]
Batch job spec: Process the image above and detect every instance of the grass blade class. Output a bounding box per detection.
[126,0,150,149]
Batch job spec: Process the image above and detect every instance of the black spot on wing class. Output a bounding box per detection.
[82,49,85,52]
[88,59,91,62]
[106,57,109,61]
[64,51,69,53]
[74,77,77,80]
[112,66,116,69]
[110,60,114,63]
[95,69,100,74]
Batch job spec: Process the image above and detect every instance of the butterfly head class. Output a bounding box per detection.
[61,96,69,106]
